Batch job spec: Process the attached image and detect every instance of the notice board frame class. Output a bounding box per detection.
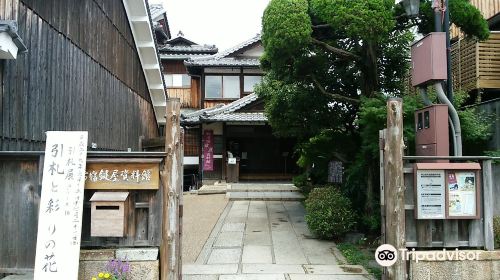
[414,162,481,220]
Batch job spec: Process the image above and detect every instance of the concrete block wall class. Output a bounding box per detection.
[79,248,159,280]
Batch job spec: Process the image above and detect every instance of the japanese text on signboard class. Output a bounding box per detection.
[34,131,88,280]
[203,130,214,171]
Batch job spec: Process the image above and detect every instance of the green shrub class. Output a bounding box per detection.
[305,187,356,239]
[360,212,381,234]
[494,216,500,248]
[293,173,314,196]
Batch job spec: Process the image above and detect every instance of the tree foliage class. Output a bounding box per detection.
[257,0,491,230]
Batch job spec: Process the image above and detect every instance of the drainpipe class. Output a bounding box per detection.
[430,1,462,156]
[419,87,433,106]
[434,83,462,156]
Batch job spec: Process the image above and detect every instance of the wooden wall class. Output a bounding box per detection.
[0,157,40,274]
[163,61,201,109]
[168,88,193,108]
[470,0,500,20]
[164,60,187,74]
[0,154,164,273]
[0,0,158,151]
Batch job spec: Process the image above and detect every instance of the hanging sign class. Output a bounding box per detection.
[34,131,88,280]
[203,130,214,171]
[415,170,446,219]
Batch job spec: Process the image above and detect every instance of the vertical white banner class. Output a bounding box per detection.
[34,131,88,280]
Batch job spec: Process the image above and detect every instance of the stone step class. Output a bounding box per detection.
[227,184,299,193]
[227,192,304,201]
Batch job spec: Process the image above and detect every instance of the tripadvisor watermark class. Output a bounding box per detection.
[375,244,480,267]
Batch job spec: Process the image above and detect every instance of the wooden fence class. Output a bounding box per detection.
[380,133,496,249]
[0,151,174,275]
[451,32,500,93]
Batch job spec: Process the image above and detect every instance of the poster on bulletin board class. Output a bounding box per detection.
[447,171,478,218]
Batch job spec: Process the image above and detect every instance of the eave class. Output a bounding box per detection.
[122,0,167,125]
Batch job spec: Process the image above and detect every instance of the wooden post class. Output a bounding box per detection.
[384,98,406,280]
[483,160,494,250]
[379,129,386,243]
[178,128,185,279]
[161,98,182,280]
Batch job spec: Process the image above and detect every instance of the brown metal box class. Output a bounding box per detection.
[411,32,447,86]
[415,104,449,158]
[90,192,129,237]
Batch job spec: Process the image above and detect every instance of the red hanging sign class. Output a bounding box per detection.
[203,130,214,171]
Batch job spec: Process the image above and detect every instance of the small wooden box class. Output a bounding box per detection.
[90,192,129,237]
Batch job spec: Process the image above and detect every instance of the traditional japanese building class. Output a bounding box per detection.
[181,35,297,183]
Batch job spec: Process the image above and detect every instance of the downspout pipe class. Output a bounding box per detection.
[419,87,433,106]
[419,87,458,155]
[434,83,462,156]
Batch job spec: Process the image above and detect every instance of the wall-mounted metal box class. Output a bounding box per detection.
[90,192,129,237]
[415,104,449,160]
[411,32,447,87]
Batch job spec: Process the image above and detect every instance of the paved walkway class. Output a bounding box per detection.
[183,200,372,280]
[182,193,229,263]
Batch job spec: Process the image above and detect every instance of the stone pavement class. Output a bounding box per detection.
[226,183,304,201]
[183,200,373,280]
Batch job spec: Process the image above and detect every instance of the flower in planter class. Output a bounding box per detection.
[92,258,130,280]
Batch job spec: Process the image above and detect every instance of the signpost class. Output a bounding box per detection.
[34,131,88,280]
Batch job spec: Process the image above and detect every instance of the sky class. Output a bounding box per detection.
[151,0,270,51]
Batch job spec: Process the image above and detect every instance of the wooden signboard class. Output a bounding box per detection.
[84,159,161,190]
[34,131,88,280]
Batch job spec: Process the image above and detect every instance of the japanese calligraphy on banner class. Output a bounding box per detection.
[203,130,214,171]
[34,131,88,280]
[84,160,160,189]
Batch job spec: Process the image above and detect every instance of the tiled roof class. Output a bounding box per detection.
[181,93,266,124]
[184,57,260,67]
[184,34,261,67]
[206,112,266,122]
[211,34,261,59]
[159,44,218,53]
[149,4,165,22]
[159,53,213,60]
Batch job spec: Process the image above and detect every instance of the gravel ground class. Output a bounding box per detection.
[182,193,228,264]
